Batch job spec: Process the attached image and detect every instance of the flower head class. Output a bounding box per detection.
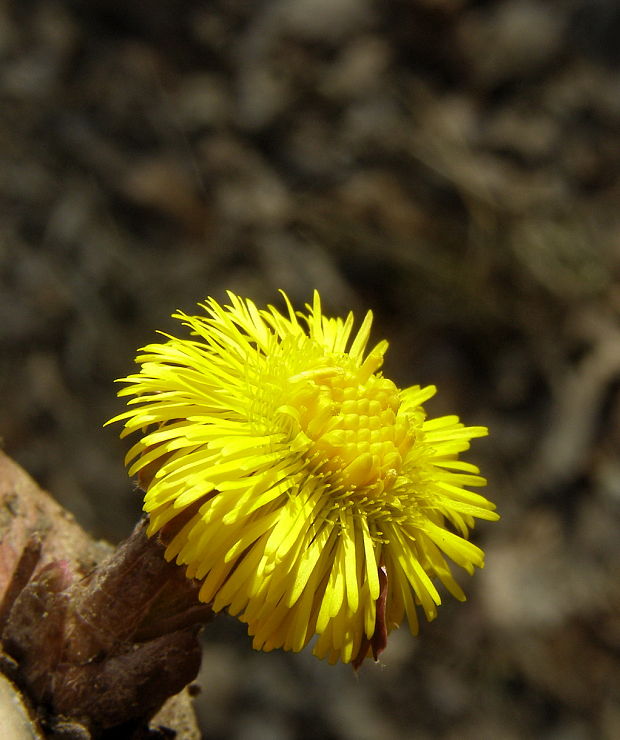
[109,291,498,665]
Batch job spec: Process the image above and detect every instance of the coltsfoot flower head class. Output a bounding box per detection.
[108,291,498,666]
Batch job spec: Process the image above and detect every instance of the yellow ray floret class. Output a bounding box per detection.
[107,290,498,666]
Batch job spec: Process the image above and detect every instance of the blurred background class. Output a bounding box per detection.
[1,0,620,737]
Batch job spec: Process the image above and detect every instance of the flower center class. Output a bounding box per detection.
[287,365,414,491]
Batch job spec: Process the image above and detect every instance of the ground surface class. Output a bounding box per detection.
[2,1,620,738]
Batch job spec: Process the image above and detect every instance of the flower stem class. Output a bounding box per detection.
[2,517,212,737]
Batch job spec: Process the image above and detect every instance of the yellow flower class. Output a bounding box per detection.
[108,291,498,666]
